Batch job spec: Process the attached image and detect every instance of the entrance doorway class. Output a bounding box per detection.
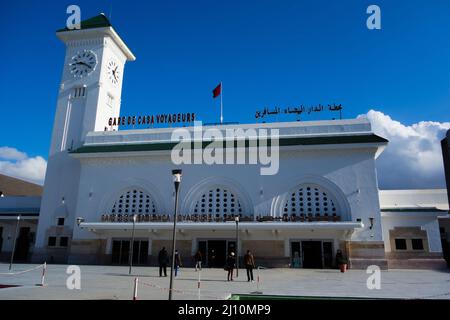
[198,239,236,268]
[111,239,149,265]
[290,240,334,269]
[301,241,322,268]
[15,227,31,261]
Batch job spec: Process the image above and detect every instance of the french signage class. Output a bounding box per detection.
[108,112,196,127]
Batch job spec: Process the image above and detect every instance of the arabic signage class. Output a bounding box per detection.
[255,104,343,119]
[108,112,196,127]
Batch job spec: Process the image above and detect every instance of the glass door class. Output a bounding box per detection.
[111,239,149,265]
[323,241,333,268]
[291,241,301,268]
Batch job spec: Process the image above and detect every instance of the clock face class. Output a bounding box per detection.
[70,50,97,77]
[107,60,121,85]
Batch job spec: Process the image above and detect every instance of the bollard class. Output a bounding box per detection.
[197,270,201,300]
[253,266,262,294]
[36,262,46,287]
[133,277,139,300]
[40,262,47,286]
[256,267,260,291]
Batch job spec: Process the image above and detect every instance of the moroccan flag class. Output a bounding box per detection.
[212,83,222,98]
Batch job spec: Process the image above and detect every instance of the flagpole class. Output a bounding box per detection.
[220,82,223,124]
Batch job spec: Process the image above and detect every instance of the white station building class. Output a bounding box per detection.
[30,14,449,269]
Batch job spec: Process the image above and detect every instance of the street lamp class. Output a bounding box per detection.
[128,214,137,275]
[9,215,21,271]
[76,217,85,227]
[235,216,239,278]
[369,217,374,230]
[169,169,182,300]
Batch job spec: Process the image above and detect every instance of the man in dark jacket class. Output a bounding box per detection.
[226,252,236,281]
[158,247,169,277]
[194,250,202,271]
[244,250,256,282]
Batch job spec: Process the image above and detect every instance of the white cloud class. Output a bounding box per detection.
[0,147,47,185]
[0,146,27,161]
[358,110,450,189]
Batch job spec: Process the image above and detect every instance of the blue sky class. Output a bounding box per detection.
[0,1,450,187]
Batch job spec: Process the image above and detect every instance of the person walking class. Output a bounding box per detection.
[209,249,216,268]
[226,252,236,281]
[244,250,256,282]
[335,249,348,273]
[158,247,169,277]
[174,250,182,277]
[194,250,202,271]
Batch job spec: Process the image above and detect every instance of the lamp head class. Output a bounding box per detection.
[76,217,85,226]
[172,169,182,183]
[369,217,374,229]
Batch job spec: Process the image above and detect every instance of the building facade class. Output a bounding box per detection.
[32,14,448,269]
[0,174,42,263]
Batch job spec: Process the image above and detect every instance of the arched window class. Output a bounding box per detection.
[193,187,245,216]
[283,184,339,218]
[110,189,157,215]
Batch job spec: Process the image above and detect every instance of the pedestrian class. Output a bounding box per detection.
[244,250,256,282]
[226,252,236,281]
[209,249,216,268]
[158,247,169,277]
[194,250,202,271]
[174,250,182,277]
[292,251,301,268]
[335,249,348,272]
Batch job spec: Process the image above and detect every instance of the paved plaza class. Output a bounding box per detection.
[0,263,449,300]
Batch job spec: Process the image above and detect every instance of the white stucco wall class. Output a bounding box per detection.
[381,213,444,252]
[69,139,383,243]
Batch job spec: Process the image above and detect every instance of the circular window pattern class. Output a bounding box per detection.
[283,184,338,217]
[193,187,247,217]
[110,189,156,215]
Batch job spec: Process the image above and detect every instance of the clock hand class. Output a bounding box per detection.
[112,69,118,81]
[80,61,92,69]
[71,61,92,69]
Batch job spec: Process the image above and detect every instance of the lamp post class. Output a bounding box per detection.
[235,216,239,278]
[9,215,21,271]
[169,169,182,300]
[129,214,137,275]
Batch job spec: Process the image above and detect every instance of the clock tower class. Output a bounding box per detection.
[51,13,135,154]
[33,14,135,262]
